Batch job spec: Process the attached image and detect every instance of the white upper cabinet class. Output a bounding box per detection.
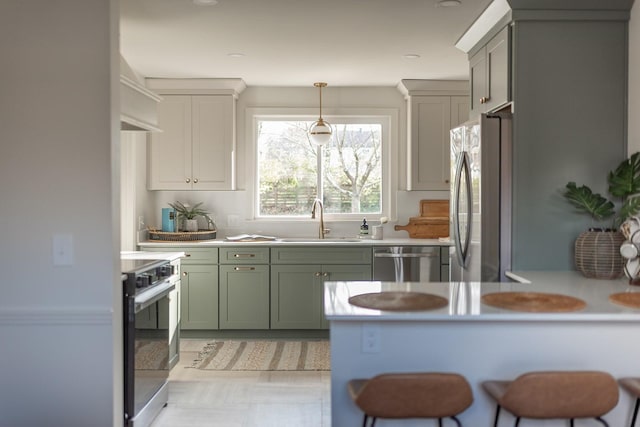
[398,80,469,191]
[147,79,245,191]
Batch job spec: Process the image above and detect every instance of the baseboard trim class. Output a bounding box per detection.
[180,329,330,340]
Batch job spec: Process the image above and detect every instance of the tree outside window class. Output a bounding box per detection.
[257,119,382,217]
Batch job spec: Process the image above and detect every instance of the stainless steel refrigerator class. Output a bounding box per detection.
[449,112,512,282]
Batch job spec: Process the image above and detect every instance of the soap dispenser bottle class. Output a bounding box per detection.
[360,218,369,237]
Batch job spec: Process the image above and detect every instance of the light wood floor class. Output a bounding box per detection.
[150,339,331,427]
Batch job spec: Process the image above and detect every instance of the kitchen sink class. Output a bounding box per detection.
[276,237,364,243]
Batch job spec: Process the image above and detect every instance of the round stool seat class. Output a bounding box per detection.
[483,371,618,427]
[348,372,473,427]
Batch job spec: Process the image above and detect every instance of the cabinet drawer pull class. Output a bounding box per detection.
[184,253,192,257]
[234,267,256,271]
[234,253,256,258]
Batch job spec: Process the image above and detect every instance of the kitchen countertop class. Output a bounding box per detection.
[327,271,640,426]
[138,237,451,247]
[324,271,640,322]
[120,250,185,261]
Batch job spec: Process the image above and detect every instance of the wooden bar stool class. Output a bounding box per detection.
[482,371,619,427]
[347,372,473,427]
[619,377,640,427]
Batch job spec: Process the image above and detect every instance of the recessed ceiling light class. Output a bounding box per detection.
[403,54,421,60]
[192,0,218,5]
[227,53,246,58]
[437,0,461,7]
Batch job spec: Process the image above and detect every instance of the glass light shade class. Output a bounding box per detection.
[309,120,332,146]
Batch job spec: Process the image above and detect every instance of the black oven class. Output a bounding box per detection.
[122,259,175,427]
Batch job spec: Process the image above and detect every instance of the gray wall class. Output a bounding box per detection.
[0,1,120,425]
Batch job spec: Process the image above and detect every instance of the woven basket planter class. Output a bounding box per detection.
[575,230,625,279]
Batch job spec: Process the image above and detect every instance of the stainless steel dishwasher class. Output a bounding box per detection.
[373,246,441,282]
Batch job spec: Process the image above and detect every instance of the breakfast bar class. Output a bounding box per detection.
[325,272,640,426]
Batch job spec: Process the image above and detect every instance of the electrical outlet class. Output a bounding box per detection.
[361,324,381,353]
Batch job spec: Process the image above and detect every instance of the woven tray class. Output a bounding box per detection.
[148,229,217,241]
[348,292,448,311]
[481,292,586,313]
[609,292,640,309]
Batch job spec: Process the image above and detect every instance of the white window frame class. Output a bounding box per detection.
[245,107,398,222]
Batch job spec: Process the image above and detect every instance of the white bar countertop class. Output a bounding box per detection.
[327,271,640,426]
[324,271,640,322]
[138,237,451,247]
[120,250,185,261]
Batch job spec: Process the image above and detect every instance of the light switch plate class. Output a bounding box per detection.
[52,234,74,266]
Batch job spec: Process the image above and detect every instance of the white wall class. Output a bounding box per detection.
[146,86,450,240]
[0,1,120,426]
[630,1,640,155]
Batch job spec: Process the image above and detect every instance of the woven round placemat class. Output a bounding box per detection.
[609,292,640,309]
[481,292,586,313]
[348,291,448,311]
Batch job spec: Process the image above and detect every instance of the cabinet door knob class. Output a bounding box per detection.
[479,97,484,104]
[323,272,329,277]
[315,272,322,277]
[185,178,191,183]
[182,272,188,276]
[194,178,199,184]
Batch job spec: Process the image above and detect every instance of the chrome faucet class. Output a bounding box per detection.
[311,199,328,239]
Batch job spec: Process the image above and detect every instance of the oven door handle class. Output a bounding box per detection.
[134,281,175,313]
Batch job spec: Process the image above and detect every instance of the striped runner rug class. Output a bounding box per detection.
[189,340,330,371]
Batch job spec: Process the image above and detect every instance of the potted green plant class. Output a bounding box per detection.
[168,201,214,232]
[564,152,640,278]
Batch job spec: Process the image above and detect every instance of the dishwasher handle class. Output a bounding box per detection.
[373,253,438,258]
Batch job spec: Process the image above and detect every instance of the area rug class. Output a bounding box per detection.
[189,340,330,371]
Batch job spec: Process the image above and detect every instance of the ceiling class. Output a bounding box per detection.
[119,0,493,87]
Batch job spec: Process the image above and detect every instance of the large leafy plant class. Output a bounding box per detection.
[565,152,640,229]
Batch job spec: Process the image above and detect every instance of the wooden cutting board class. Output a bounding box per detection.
[395,199,449,238]
[394,217,449,238]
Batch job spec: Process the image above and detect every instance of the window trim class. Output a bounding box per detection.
[245,107,398,222]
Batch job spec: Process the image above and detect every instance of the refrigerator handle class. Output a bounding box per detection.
[454,152,472,267]
[453,154,465,267]
[461,152,472,265]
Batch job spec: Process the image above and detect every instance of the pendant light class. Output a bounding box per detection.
[309,82,332,146]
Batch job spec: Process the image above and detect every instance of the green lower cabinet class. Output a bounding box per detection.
[319,264,372,329]
[271,265,321,329]
[270,264,371,329]
[219,265,270,329]
[181,264,219,330]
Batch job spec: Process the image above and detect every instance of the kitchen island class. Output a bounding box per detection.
[325,272,640,426]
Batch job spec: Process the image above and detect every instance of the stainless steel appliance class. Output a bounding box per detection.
[373,246,441,282]
[122,259,176,427]
[450,111,512,282]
